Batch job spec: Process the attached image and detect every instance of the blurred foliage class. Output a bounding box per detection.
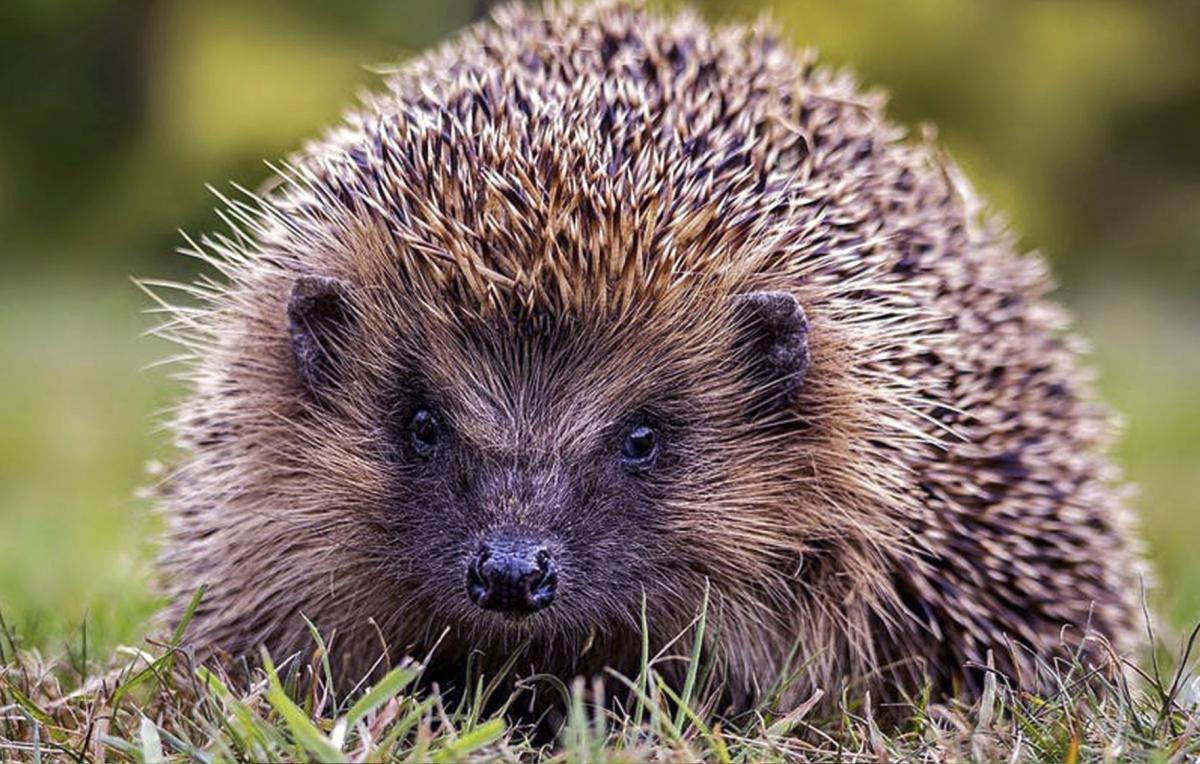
[0,0,487,277]
[1,0,1197,289]
[0,0,1196,653]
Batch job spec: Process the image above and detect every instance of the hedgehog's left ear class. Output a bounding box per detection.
[731,291,810,415]
[287,275,353,398]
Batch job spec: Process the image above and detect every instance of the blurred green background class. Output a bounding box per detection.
[0,0,1197,655]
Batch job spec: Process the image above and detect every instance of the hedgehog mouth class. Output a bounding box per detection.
[457,606,557,646]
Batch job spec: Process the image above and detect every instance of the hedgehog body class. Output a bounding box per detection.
[158,1,1143,712]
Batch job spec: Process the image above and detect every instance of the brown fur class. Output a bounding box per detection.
[153,0,1145,713]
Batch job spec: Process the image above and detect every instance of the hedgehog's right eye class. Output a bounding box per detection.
[620,424,659,470]
[409,408,441,456]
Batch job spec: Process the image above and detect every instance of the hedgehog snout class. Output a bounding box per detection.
[465,533,558,615]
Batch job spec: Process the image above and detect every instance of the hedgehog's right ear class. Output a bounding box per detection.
[731,291,810,416]
[287,275,353,398]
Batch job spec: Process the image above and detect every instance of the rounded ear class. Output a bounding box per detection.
[287,275,352,398]
[731,291,810,415]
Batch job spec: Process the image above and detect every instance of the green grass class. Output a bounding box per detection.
[1,591,1198,762]
[0,275,1197,760]
[0,276,175,652]
[1082,289,1200,627]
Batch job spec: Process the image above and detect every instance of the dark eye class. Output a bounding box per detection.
[620,424,658,467]
[409,408,441,455]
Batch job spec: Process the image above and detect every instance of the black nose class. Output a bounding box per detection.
[466,538,557,614]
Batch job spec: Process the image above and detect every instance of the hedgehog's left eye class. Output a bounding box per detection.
[620,424,659,469]
[409,408,441,456]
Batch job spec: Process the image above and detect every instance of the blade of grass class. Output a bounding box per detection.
[9,686,53,727]
[566,677,591,761]
[430,718,506,763]
[171,585,207,646]
[301,613,337,714]
[632,589,651,734]
[111,650,179,709]
[195,666,277,759]
[156,727,214,764]
[344,665,420,730]
[659,680,730,764]
[260,648,342,762]
[370,696,437,761]
[606,667,682,746]
[673,578,710,731]
[24,709,42,764]
[139,716,165,764]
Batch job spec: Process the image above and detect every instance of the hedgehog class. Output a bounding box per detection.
[153,0,1145,715]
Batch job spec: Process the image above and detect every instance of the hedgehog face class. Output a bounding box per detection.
[286,276,811,661]
[378,387,679,636]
